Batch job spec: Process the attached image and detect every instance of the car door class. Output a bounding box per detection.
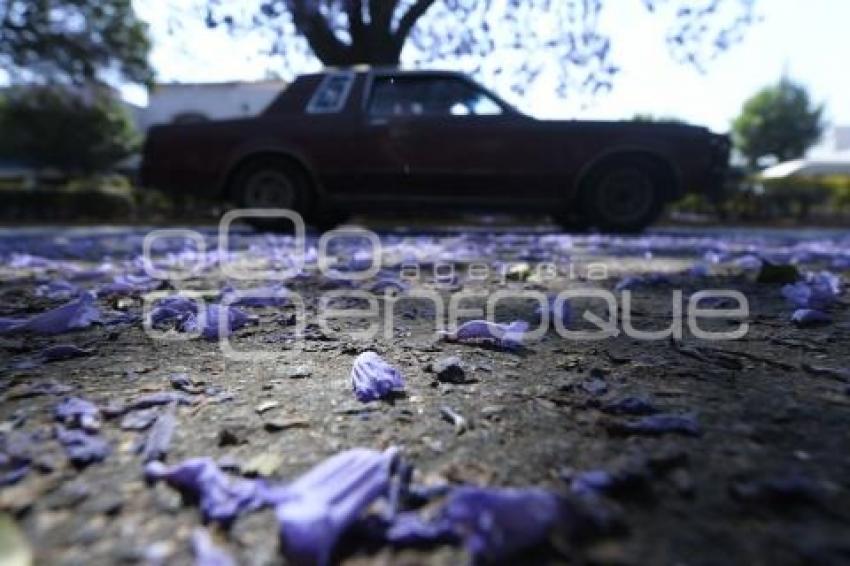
[363,75,561,205]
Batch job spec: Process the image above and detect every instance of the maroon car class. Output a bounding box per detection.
[140,69,729,231]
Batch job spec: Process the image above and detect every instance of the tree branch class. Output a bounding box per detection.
[286,0,350,63]
[394,0,437,44]
[368,0,398,32]
[346,0,365,46]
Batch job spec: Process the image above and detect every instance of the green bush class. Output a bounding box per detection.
[0,188,133,222]
[671,176,850,222]
[0,85,139,175]
[759,177,832,219]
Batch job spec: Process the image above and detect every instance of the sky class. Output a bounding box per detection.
[126,0,848,137]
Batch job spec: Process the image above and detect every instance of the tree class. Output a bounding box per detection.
[632,113,688,124]
[0,85,140,174]
[202,0,759,96]
[732,78,825,168]
[0,0,154,88]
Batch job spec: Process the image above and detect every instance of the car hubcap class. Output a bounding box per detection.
[596,169,654,224]
[242,171,295,209]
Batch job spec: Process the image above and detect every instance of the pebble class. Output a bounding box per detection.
[255,401,279,414]
[440,406,469,435]
[429,356,466,383]
[281,365,312,379]
[670,468,695,497]
[218,426,251,447]
[243,452,284,477]
[263,418,310,432]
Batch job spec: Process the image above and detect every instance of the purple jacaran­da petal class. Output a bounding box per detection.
[734,254,763,272]
[782,271,842,309]
[120,408,159,431]
[55,425,110,467]
[220,284,290,307]
[55,397,101,432]
[35,279,81,300]
[105,391,196,417]
[191,528,236,566]
[145,458,269,524]
[443,320,530,349]
[782,282,813,308]
[274,447,400,566]
[438,486,567,563]
[148,295,200,326]
[180,304,254,340]
[0,431,36,486]
[350,352,405,402]
[808,270,842,298]
[141,405,177,463]
[0,317,28,333]
[2,291,102,335]
[97,273,159,297]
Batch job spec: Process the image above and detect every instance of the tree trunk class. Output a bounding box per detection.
[290,0,435,67]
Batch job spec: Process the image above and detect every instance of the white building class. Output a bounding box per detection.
[807,125,850,160]
[136,79,287,132]
[762,126,850,180]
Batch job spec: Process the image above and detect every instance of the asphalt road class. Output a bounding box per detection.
[1,224,849,565]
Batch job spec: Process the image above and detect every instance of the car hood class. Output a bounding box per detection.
[535,118,717,137]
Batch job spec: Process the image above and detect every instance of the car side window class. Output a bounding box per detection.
[307,72,355,114]
[368,77,503,117]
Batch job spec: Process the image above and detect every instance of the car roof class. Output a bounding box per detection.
[265,67,520,117]
[301,67,470,80]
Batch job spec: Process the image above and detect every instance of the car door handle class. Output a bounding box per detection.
[368,118,389,127]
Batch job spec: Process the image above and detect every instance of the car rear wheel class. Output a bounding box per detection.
[580,161,664,233]
[231,159,313,231]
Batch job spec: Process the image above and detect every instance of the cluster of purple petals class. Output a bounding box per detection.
[782,271,842,309]
[148,296,253,340]
[146,447,574,565]
[55,425,111,467]
[782,270,842,326]
[54,396,101,432]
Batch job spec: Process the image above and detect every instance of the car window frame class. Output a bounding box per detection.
[306,71,356,114]
[363,72,517,120]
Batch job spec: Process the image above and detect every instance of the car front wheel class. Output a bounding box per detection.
[581,162,664,233]
[231,159,312,231]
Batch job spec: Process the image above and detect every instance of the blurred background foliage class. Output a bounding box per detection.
[732,77,825,168]
[0,85,139,175]
[670,175,850,224]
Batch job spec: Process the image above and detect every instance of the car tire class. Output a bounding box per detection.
[580,160,665,233]
[308,210,350,233]
[231,159,313,232]
[552,211,589,233]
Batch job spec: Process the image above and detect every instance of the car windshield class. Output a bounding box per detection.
[369,76,504,117]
